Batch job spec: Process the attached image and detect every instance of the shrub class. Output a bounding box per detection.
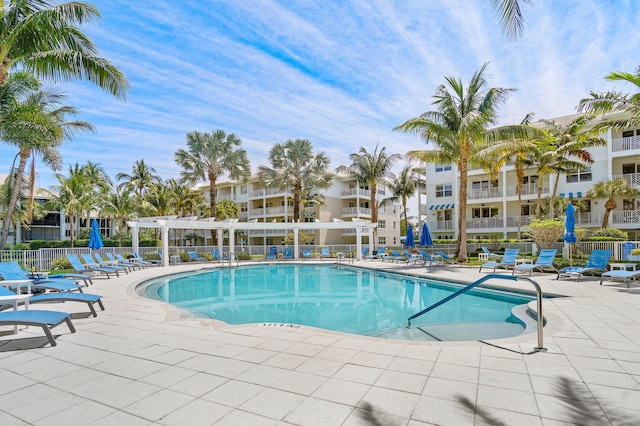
[589,228,628,241]
[632,248,640,256]
[50,257,72,270]
[235,251,252,260]
[200,252,213,261]
[179,251,190,262]
[525,219,564,249]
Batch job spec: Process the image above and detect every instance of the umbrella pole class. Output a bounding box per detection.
[569,243,572,267]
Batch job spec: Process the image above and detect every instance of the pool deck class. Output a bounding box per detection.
[2,259,640,425]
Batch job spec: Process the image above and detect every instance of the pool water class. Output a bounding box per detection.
[142,264,537,341]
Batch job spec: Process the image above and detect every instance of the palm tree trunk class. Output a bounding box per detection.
[0,150,29,249]
[457,154,469,262]
[602,209,611,228]
[402,196,408,233]
[536,177,543,218]
[293,181,301,222]
[369,181,378,243]
[549,172,561,218]
[208,173,217,220]
[69,213,75,248]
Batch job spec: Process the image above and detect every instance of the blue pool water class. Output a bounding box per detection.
[142,264,537,341]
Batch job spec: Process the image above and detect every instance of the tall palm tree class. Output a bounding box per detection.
[116,159,160,198]
[100,186,135,247]
[336,144,400,241]
[585,180,640,229]
[175,129,250,220]
[578,65,640,128]
[215,199,240,220]
[143,181,175,217]
[382,165,425,230]
[0,0,128,97]
[45,165,94,247]
[491,0,533,40]
[0,79,94,249]
[258,139,333,222]
[166,178,204,217]
[396,64,513,262]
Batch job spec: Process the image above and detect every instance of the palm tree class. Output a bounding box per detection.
[0,0,128,97]
[143,181,174,217]
[175,129,250,220]
[116,159,161,198]
[258,139,333,222]
[0,79,94,249]
[166,178,204,217]
[100,186,136,247]
[382,165,425,230]
[585,180,640,228]
[336,144,400,241]
[396,64,513,262]
[215,199,240,220]
[578,65,640,128]
[45,165,94,247]
[491,0,533,40]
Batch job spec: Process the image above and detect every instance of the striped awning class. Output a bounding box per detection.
[429,204,455,210]
[299,211,317,217]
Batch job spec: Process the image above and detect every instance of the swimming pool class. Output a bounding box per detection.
[142,264,538,341]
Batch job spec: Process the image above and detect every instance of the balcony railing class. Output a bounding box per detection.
[506,182,549,197]
[613,172,640,188]
[342,207,371,216]
[611,210,640,225]
[436,220,454,230]
[217,194,234,201]
[466,217,503,229]
[467,188,502,200]
[611,135,640,152]
[250,189,264,197]
[341,188,371,198]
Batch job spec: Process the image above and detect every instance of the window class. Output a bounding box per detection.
[521,205,531,216]
[437,210,452,221]
[435,163,452,172]
[566,168,592,183]
[240,186,247,194]
[522,175,539,184]
[623,199,636,211]
[435,184,453,198]
[393,221,396,229]
[580,200,591,213]
[623,163,640,174]
[378,237,386,245]
[472,179,498,190]
[240,203,248,213]
[378,220,386,229]
[471,207,498,218]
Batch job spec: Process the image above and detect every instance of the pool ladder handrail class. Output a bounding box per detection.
[407,274,546,351]
[225,252,239,268]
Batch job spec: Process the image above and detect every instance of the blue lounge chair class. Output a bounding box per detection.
[513,249,558,276]
[107,253,144,270]
[320,247,331,259]
[0,308,75,347]
[0,286,104,317]
[283,247,293,259]
[479,249,520,273]
[365,247,385,261]
[93,253,130,274]
[266,246,278,260]
[302,249,313,259]
[211,249,223,262]
[418,250,440,266]
[187,251,207,262]
[402,250,422,264]
[69,254,119,279]
[134,252,161,265]
[557,250,612,281]
[362,247,370,257]
[0,262,84,293]
[385,249,406,263]
[481,247,500,260]
[435,251,460,266]
[600,269,640,288]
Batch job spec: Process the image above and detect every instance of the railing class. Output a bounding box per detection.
[467,188,502,200]
[611,135,640,152]
[613,172,640,188]
[250,189,264,197]
[341,207,371,216]
[506,183,549,197]
[217,194,234,201]
[341,188,371,197]
[611,210,640,226]
[466,217,503,229]
[436,220,454,230]
[407,274,545,351]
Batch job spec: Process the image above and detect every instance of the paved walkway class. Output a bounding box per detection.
[2,260,640,425]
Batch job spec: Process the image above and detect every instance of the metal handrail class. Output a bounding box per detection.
[407,274,545,351]
[226,252,239,268]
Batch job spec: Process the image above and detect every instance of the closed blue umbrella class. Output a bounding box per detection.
[563,203,577,266]
[88,219,104,252]
[419,222,433,247]
[405,224,415,248]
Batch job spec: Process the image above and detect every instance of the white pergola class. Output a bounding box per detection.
[127,216,377,267]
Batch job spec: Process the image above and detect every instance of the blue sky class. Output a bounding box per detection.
[2,0,639,194]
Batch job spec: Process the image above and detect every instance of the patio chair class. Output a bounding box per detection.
[385,249,407,263]
[0,308,75,347]
[301,249,313,259]
[479,249,520,273]
[320,247,331,259]
[481,247,500,260]
[513,249,558,276]
[187,251,207,262]
[557,250,612,281]
[599,269,640,288]
[69,254,119,279]
[0,262,84,293]
[211,248,223,262]
[283,247,294,259]
[418,250,440,266]
[365,247,385,261]
[107,253,144,270]
[266,246,278,260]
[133,252,161,265]
[435,251,461,266]
[93,253,130,274]
[0,286,104,318]
[362,247,370,257]
[402,250,422,264]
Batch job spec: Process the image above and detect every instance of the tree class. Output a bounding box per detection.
[491,0,533,40]
[336,144,400,241]
[143,181,174,217]
[585,180,640,228]
[175,129,250,220]
[100,186,135,247]
[0,0,128,97]
[258,139,333,222]
[166,178,204,217]
[215,199,240,220]
[526,218,564,249]
[578,65,640,128]
[396,64,513,262]
[0,78,94,249]
[116,159,161,198]
[382,165,425,231]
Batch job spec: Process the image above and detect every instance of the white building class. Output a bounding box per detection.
[419,114,640,241]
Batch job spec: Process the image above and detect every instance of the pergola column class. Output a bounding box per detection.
[293,228,299,259]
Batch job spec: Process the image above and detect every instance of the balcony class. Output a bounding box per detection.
[250,189,264,197]
[611,210,640,227]
[342,207,371,217]
[506,182,549,197]
[467,188,502,200]
[611,135,640,152]
[341,188,370,198]
[435,220,454,230]
[466,217,503,229]
[217,193,234,201]
[613,172,640,188]
[249,206,291,216]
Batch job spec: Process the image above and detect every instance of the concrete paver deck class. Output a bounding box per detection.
[2,259,640,425]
